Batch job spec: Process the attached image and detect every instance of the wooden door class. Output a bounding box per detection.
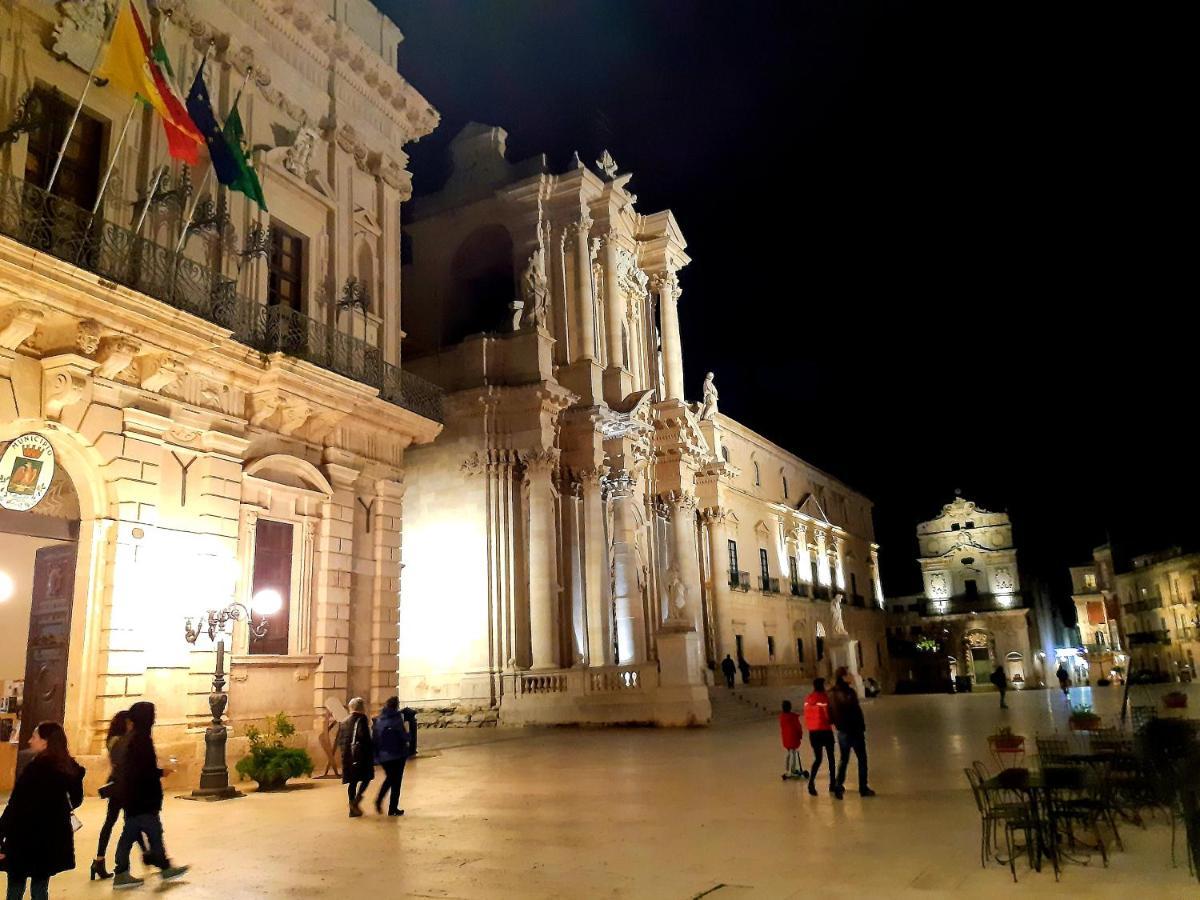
[19,544,77,748]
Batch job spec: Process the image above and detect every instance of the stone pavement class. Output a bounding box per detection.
[22,683,1200,898]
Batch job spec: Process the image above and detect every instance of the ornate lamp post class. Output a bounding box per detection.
[182,590,281,800]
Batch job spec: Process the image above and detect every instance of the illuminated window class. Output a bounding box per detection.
[249,519,294,655]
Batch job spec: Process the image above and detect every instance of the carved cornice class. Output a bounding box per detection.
[0,303,45,350]
[137,354,185,393]
[95,337,140,380]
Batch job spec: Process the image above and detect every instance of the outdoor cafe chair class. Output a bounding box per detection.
[1042,765,1110,877]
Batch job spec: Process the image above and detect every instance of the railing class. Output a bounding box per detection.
[746,664,806,686]
[518,672,569,694]
[1127,630,1171,646]
[922,593,1022,616]
[812,585,831,600]
[729,571,750,591]
[790,581,810,598]
[851,592,865,607]
[587,665,645,693]
[0,173,443,422]
[759,576,780,594]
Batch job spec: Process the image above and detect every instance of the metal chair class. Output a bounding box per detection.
[1042,765,1110,879]
[966,767,1040,881]
[1036,736,1070,766]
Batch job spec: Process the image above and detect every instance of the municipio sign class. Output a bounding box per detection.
[0,433,56,512]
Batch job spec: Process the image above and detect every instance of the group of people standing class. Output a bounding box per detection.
[779,667,874,799]
[0,702,185,898]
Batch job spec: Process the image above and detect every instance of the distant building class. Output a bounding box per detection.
[1110,547,1200,681]
[888,495,1046,689]
[1067,545,1127,683]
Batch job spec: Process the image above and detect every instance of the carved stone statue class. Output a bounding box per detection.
[699,372,719,420]
[53,1,113,73]
[667,568,688,620]
[831,593,847,636]
[284,126,319,178]
[519,244,549,329]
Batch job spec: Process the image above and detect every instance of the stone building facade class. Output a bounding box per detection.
[1067,546,1127,683]
[888,495,1042,689]
[0,0,441,784]
[397,126,888,725]
[1110,547,1200,681]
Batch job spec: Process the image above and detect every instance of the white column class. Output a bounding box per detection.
[655,271,684,401]
[602,232,624,369]
[833,536,846,591]
[580,469,610,665]
[870,545,885,609]
[574,211,596,361]
[669,492,704,634]
[704,508,735,660]
[610,472,645,664]
[793,523,811,583]
[815,530,832,587]
[525,452,560,669]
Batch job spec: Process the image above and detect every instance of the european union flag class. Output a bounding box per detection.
[185,59,241,187]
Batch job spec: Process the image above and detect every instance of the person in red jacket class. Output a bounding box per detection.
[778,700,808,780]
[803,678,836,796]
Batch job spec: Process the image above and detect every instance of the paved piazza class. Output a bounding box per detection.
[28,685,1197,899]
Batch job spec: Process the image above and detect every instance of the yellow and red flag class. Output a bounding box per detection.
[99,1,202,164]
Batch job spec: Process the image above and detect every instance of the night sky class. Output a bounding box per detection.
[380,1,1196,612]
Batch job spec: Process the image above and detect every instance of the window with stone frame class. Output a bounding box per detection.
[24,88,104,209]
[268,221,306,311]
[796,637,804,662]
[249,519,295,655]
[759,548,770,582]
[727,539,739,577]
[767,635,776,661]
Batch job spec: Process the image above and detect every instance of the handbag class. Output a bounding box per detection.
[98,781,114,800]
[67,793,82,833]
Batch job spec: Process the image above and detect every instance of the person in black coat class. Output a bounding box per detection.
[111,702,188,889]
[720,655,737,689]
[0,721,85,900]
[341,698,374,817]
[371,697,411,817]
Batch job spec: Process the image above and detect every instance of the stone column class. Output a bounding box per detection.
[703,508,735,660]
[609,472,645,664]
[524,450,560,669]
[833,536,847,591]
[579,468,610,665]
[668,492,703,635]
[870,546,885,609]
[602,232,624,369]
[815,530,831,587]
[368,479,404,707]
[573,211,596,361]
[314,464,359,710]
[655,271,684,402]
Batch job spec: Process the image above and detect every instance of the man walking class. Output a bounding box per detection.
[1056,664,1071,698]
[803,678,836,796]
[990,665,1009,709]
[372,697,411,816]
[829,667,874,799]
[720,654,737,688]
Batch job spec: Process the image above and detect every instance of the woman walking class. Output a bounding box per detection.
[90,712,144,881]
[341,698,374,817]
[111,702,188,889]
[372,697,411,817]
[0,722,86,900]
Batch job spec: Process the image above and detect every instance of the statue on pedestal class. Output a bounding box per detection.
[831,593,847,636]
[520,244,549,329]
[666,568,688,623]
[699,372,719,420]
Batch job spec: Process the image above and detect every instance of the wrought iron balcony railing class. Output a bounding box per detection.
[729,571,750,592]
[0,173,443,422]
[812,584,831,601]
[759,576,780,594]
[791,581,810,598]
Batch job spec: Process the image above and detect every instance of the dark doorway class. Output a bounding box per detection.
[19,544,78,749]
[964,579,979,601]
[735,633,744,661]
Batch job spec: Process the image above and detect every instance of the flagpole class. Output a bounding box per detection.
[132,164,166,237]
[89,99,139,217]
[175,164,213,255]
[46,5,121,195]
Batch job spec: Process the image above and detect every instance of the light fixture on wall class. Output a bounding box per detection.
[251,588,282,616]
[0,571,13,603]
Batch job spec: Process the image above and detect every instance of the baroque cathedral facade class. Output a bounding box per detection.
[398,126,889,725]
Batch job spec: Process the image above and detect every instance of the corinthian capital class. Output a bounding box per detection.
[521,447,560,474]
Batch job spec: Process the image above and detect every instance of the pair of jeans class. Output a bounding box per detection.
[809,731,836,786]
[835,731,869,792]
[114,812,167,873]
[347,778,372,806]
[97,796,145,859]
[5,875,49,900]
[376,758,406,812]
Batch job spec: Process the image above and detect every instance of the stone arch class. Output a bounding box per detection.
[443,224,515,345]
[0,420,112,752]
[244,454,334,496]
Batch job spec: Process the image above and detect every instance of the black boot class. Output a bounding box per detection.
[90,858,113,881]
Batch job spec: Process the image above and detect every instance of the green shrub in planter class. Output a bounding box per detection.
[235,713,314,791]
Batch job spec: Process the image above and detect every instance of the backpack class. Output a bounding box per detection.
[377,718,408,758]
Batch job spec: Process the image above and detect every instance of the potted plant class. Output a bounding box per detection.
[1068,703,1102,732]
[987,725,1025,753]
[235,712,314,792]
[1163,690,1188,709]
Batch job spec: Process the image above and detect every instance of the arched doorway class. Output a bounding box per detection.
[0,424,107,769]
[1006,651,1026,689]
[964,628,994,687]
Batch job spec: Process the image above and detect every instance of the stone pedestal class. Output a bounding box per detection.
[827,636,864,698]
[658,622,704,687]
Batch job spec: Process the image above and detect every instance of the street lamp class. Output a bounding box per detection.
[181,592,278,800]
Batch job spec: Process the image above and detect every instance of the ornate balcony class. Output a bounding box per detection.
[729,571,750,592]
[0,173,443,422]
[790,581,810,598]
[759,576,780,594]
